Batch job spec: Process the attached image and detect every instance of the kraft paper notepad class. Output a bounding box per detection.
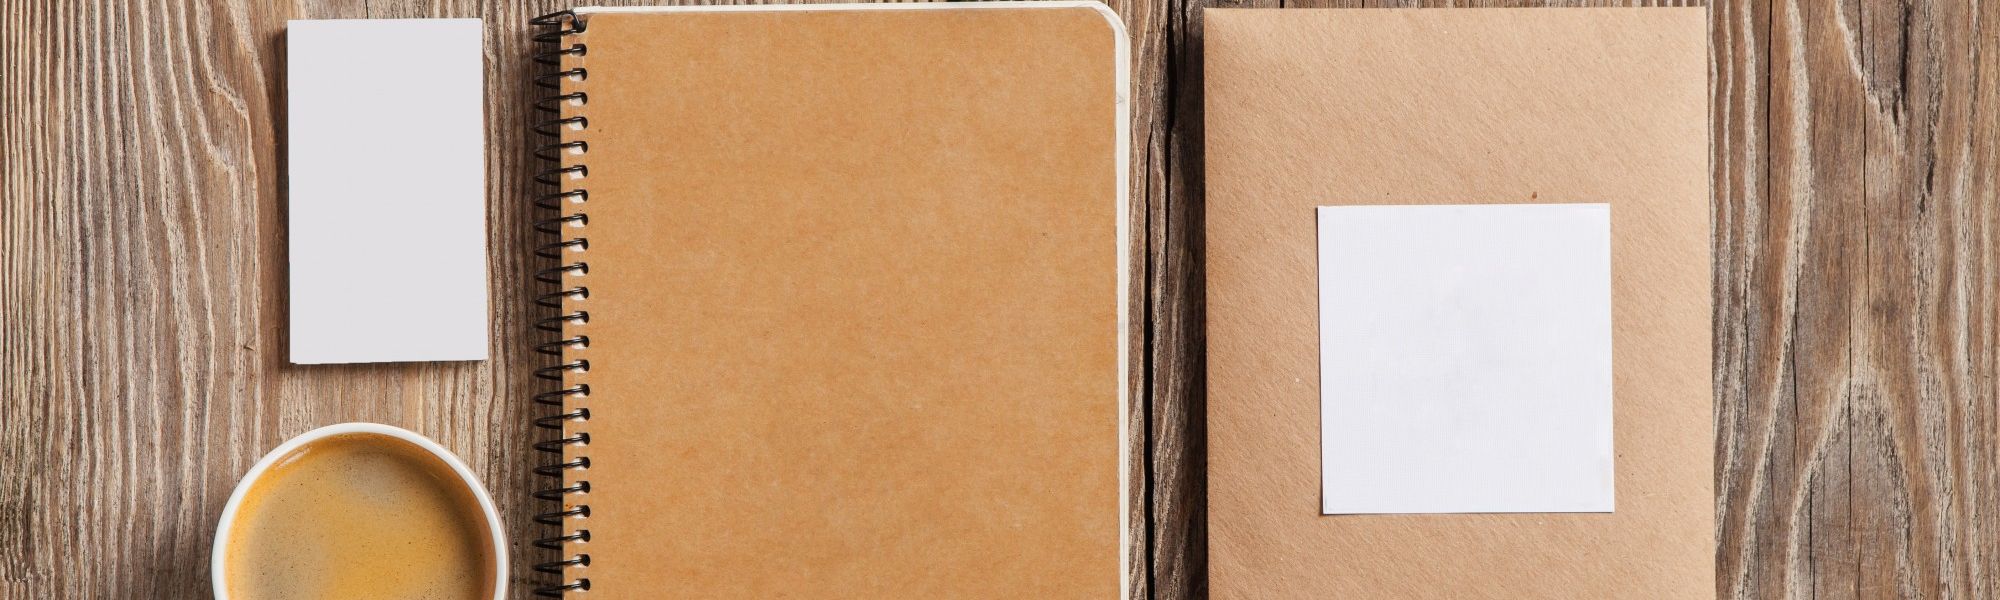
[528,4,1130,598]
[1206,8,1710,598]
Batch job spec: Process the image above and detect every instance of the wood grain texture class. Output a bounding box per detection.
[2,1,1995,599]
[1712,0,2000,599]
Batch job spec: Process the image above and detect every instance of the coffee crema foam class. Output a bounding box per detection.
[224,433,495,600]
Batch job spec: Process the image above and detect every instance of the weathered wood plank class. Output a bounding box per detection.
[1713,0,2000,598]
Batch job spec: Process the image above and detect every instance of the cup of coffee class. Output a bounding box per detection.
[211,423,507,600]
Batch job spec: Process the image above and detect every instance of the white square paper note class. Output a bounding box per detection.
[1318,204,1612,514]
[287,19,487,363]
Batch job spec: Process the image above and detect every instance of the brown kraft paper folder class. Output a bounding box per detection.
[1204,8,1711,599]
[542,4,1131,598]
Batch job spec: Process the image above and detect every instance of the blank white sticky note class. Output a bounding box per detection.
[1318,204,1612,514]
[287,19,486,364]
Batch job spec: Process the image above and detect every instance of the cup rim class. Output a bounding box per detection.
[210,422,508,600]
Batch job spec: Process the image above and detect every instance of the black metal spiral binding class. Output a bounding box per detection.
[531,8,592,598]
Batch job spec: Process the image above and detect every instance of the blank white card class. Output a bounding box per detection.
[287,19,486,363]
[1318,204,1612,514]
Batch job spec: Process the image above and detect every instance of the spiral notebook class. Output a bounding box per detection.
[1204,8,1710,599]
[527,4,1130,597]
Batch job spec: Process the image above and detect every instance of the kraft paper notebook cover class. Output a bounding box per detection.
[1204,8,1711,599]
[528,4,1130,598]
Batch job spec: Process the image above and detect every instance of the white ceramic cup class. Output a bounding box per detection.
[210,423,508,599]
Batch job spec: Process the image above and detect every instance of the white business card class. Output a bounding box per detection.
[286,19,487,364]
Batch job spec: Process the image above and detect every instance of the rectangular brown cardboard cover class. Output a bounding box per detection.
[552,5,1129,597]
[1204,8,1712,598]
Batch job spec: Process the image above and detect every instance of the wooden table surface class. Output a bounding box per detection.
[3,0,1995,598]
